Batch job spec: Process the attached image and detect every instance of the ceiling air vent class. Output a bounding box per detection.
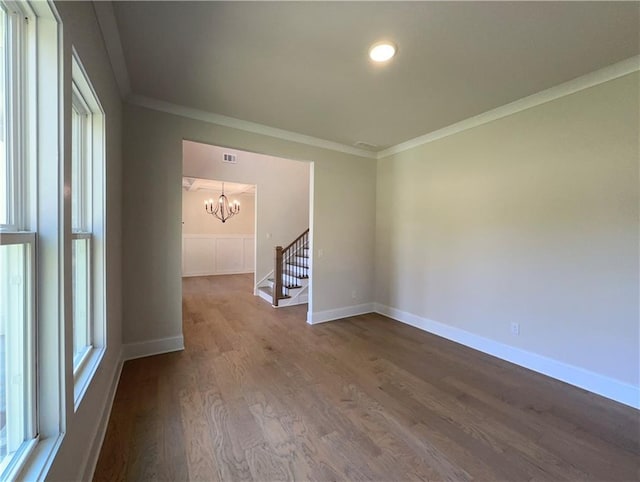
[354,141,378,151]
[222,153,237,163]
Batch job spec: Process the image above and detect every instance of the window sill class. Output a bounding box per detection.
[73,346,105,412]
[4,436,53,482]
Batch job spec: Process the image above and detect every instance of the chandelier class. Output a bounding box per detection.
[204,182,240,223]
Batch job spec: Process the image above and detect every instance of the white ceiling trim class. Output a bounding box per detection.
[126,94,377,159]
[93,1,131,98]
[94,1,373,158]
[127,55,639,162]
[378,55,640,159]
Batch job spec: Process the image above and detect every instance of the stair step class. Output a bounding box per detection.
[266,278,301,295]
[268,277,301,288]
[268,277,300,286]
[258,286,290,300]
[282,263,309,278]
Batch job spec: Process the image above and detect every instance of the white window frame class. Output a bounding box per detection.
[71,83,92,233]
[11,1,64,480]
[0,1,28,232]
[0,1,39,480]
[71,83,93,372]
[70,48,106,408]
[0,2,106,478]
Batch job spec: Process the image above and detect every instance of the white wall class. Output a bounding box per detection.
[122,104,376,344]
[46,2,123,480]
[182,190,256,235]
[376,73,639,397]
[182,141,309,286]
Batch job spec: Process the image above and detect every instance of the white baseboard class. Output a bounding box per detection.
[308,303,374,324]
[81,346,124,481]
[182,269,253,278]
[123,335,185,361]
[374,303,639,409]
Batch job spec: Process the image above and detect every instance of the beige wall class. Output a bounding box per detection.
[39,5,638,477]
[47,1,123,480]
[182,190,256,235]
[376,72,639,387]
[122,103,376,343]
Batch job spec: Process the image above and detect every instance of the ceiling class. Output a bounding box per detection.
[182,177,256,196]
[110,1,639,152]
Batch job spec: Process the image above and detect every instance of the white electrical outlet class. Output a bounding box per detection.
[222,153,237,163]
[510,322,520,336]
[351,290,357,300]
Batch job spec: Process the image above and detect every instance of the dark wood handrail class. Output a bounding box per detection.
[283,228,309,253]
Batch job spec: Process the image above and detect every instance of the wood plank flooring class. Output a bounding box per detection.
[94,274,639,481]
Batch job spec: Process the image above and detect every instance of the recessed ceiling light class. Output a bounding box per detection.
[369,41,396,62]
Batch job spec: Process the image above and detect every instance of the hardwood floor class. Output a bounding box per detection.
[94,274,639,481]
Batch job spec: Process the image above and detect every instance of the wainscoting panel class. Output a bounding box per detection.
[182,237,216,276]
[182,234,255,276]
[216,238,244,273]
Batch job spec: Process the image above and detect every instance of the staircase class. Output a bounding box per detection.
[257,229,309,307]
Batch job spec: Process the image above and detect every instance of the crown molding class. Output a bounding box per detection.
[127,55,638,161]
[103,2,638,164]
[126,94,377,159]
[93,1,131,98]
[92,3,373,159]
[377,55,640,159]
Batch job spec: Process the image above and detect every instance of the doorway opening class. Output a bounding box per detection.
[181,140,313,319]
[181,178,256,281]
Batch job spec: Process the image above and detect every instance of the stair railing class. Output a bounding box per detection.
[273,228,309,306]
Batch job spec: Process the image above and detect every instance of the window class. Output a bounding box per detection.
[0,5,6,226]
[0,237,36,476]
[0,2,104,478]
[0,2,37,478]
[71,50,105,402]
[71,87,92,369]
[1,3,22,230]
